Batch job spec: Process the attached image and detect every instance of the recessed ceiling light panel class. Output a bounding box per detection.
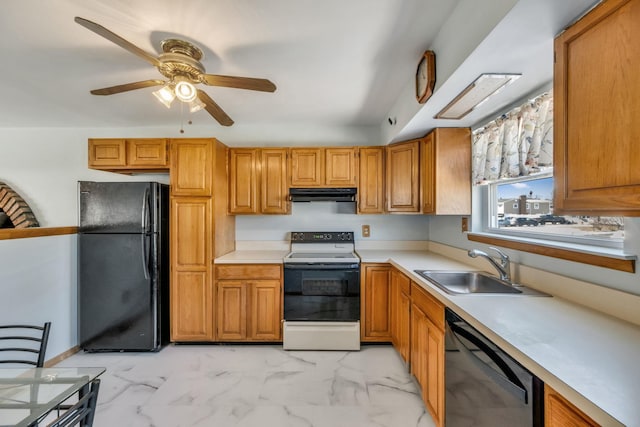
[435,73,521,120]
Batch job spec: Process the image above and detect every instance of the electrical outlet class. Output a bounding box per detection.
[362,224,371,238]
[461,217,469,232]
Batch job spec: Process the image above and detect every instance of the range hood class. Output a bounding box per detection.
[289,187,357,202]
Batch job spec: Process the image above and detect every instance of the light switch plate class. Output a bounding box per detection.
[461,217,469,232]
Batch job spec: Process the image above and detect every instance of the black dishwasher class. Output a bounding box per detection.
[445,309,543,426]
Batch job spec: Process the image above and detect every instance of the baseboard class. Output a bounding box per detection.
[44,346,80,367]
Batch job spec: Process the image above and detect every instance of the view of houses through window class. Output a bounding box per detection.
[492,176,625,244]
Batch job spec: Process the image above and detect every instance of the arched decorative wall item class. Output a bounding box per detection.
[0,182,39,228]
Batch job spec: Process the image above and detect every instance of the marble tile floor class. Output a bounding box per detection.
[54,344,435,427]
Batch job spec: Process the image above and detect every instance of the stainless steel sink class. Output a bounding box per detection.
[414,270,523,295]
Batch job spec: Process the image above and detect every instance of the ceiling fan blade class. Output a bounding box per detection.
[197,90,234,126]
[75,17,161,67]
[90,80,165,95]
[200,74,277,92]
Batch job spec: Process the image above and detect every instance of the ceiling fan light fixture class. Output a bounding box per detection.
[152,84,175,108]
[175,80,197,102]
[188,97,206,113]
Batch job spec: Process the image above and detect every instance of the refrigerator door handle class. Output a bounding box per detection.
[142,233,150,280]
[142,187,150,234]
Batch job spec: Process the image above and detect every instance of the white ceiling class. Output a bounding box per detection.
[0,0,598,143]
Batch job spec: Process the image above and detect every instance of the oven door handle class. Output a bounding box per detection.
[283,263,360,270]
[447,321,528,404]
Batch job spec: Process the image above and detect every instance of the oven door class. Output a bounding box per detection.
[283,263,360,321]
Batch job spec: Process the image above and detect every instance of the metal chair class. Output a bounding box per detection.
[46,379,101,427]
[0,322,51,367]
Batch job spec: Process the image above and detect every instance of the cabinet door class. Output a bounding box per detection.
[398,290,411,364]
[390,269,411,362]
[249,280,282,340]
[358,147,385,214]
[261,148,290,214]
[361,264,391,342]
[386,140,420,212]
[325,147,357,186]
[545,386,599,427]
[228,148,258,214]
[411,303,429,395]
[88,139,126,168]
[127,139,168,168]
[217,281,247,340]
[554,0,640,215]
[421,133,436,214]
[171,139,212,196]
[171,271,212,340]
[424,317,444,427]
[170,197,213,341]
[290,148,323,187]
[422,128,471,215]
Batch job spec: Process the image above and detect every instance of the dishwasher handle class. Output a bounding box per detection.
[448,321,528,403]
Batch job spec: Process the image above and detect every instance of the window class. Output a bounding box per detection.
[488,174,625,248]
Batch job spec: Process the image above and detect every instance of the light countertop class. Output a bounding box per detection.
[215,248,639,426]
[214,250,288,264]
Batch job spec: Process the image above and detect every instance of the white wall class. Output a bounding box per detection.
[236,202,430,242]
[0,234,76,360]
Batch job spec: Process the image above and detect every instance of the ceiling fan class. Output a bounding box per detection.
[74,17,277,126]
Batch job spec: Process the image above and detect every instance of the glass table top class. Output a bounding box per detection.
[0,367,105,427]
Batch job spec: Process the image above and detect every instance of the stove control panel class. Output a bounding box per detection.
[290,231,354,243]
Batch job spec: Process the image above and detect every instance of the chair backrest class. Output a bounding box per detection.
[0,322,51,367]
[47,379,101,427]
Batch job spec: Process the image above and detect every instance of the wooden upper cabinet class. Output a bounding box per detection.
[127,139,168,168]
[228,148,289,215]
[325,147,358,186]
[421,128,471,215]
[386,139,420,213]
[228,148,259,214]
[261,148,289,214]
[88,138,168,171]
[554,0,640,215]
[545,386,599,427]
[290,147,357,187]
[358,147,385,214]
[290,148,324,187]
[88,139,126,168]
[171,139,213,197]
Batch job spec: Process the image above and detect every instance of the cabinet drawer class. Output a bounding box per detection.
[411,283,444,331]
[215,264,282,280]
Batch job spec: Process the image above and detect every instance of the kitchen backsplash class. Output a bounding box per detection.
[235,201,430,241]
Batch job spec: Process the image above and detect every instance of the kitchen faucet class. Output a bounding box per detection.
[468,247,511,282]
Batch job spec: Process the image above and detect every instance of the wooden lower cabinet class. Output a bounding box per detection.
[171,271,213,340]
[545,386,599,427]
[215,264,282,342]
[361,263,392,342]
[390,268,411,364]
[411,283,444,427]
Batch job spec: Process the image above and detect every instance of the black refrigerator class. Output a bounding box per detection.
[78,181,169,351]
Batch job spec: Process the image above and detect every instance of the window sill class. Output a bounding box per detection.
[0,226,77,240]
[467,232,636,273]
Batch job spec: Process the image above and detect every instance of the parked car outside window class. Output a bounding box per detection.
[514,217,539,227]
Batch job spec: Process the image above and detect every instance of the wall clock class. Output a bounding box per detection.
[416,50,436,104]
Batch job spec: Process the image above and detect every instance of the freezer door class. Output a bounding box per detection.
[79,233,159,351]
[79,181,153,233]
